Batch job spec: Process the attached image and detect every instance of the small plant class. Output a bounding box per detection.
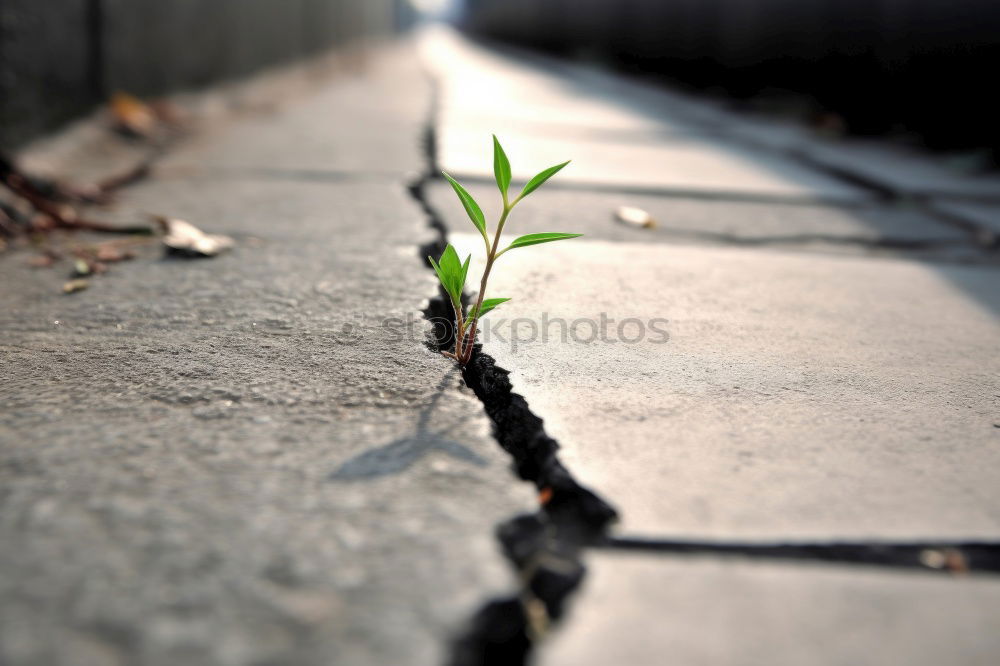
[431,136,581,365]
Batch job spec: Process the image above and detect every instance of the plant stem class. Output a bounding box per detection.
[459,203,512,365]
[453,300,465,359]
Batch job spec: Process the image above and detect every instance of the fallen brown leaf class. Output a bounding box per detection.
[110,92,157,137]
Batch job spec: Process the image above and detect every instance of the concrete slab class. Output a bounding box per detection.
[447,233,1000,540]
[1,118,532,666]
[801,141,1000,200]
[440,129,867,203]
[723,115,821,153]
[159,46,429,178]
[542,552,1000,666]
[0,37,548,666]
[428,181,972,255]
[421,29,697,137]
[420,25,743,135]
[421,27,866,203]
[933,201,1000,237]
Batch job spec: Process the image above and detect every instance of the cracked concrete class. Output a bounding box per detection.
[4,22,1000,666]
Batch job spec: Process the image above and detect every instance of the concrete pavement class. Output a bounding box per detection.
[1,24,999,666]
[421,27,1000,665]
[0,44,535,666]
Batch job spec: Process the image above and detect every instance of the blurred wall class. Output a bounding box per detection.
[461,0,1000,155]
[0,0,412,149]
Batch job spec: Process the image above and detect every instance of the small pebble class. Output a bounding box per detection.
[615,205,657,229]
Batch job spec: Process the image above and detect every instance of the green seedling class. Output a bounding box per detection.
[431,135,581,365]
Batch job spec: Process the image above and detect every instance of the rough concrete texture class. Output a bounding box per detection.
[0,46,536,666]
[542,552,1000,666]
[449,232,1000,540]
[427,181,976,257]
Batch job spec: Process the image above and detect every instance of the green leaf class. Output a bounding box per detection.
[431,244,469,305]
[492,135,511,197]
[468,297,511,321]
[442,171,487,240]
[505,232,583,251]
[428,255,447,292]
[518,160,570,200]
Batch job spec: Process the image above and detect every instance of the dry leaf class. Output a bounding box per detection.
[110,92,157,137]
[615,205,657,229]
[62,279,89,294]
[157,217,234,257]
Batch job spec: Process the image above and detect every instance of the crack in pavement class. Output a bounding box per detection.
[412,178,618,666]
[623,224,979,252]
[433,172,878,207]
[407,67,619,666]
[603,537,1000,575]
[721,129,1000,250]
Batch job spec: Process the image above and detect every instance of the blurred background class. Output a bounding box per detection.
[0,0,414,149]
[457,0,1000,165]
[3,0,999,165]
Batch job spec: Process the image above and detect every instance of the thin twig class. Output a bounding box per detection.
[0,152,152,236]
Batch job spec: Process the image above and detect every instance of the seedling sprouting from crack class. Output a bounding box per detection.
[431,136,581,365]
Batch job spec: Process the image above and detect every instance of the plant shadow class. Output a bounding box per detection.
[329,372,487,481]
